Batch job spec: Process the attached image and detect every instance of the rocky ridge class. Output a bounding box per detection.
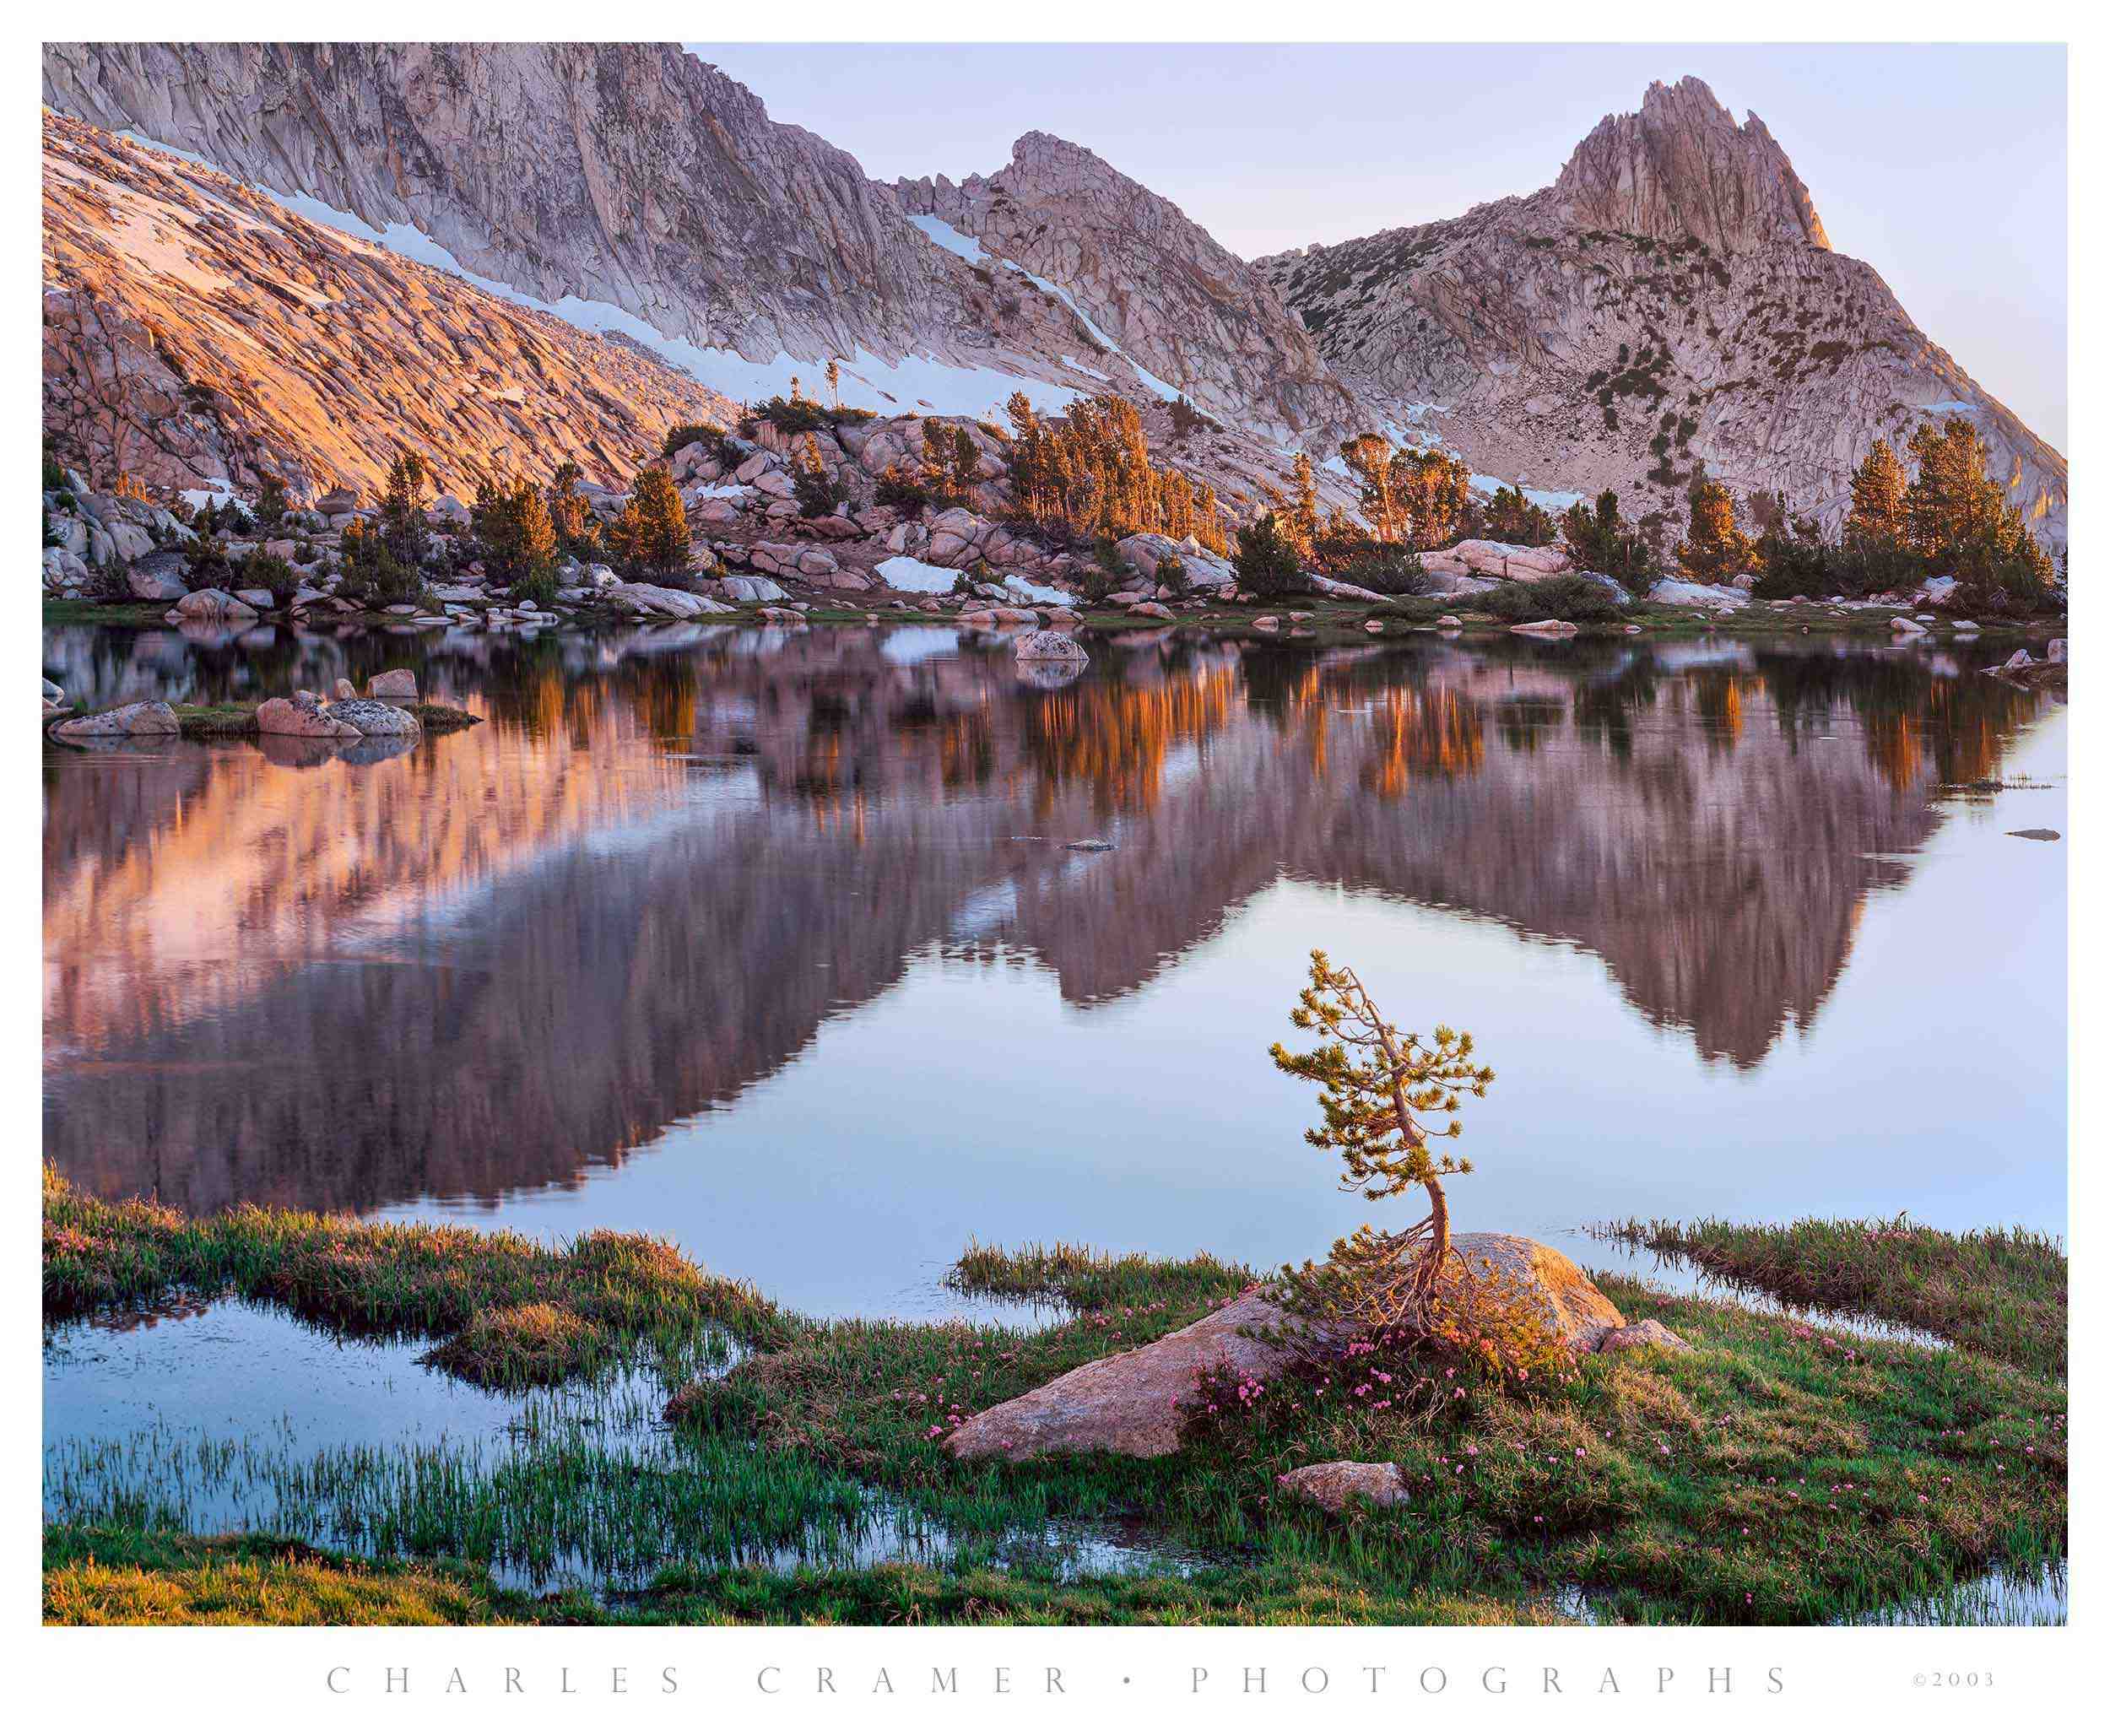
[41,111,741,504]
[895,131,1366,448]
[1259,78,2066,549]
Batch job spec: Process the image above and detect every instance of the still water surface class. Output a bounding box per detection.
[43,621,2066,1319]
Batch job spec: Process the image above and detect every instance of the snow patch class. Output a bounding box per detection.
[1000,576,1074,607]
[875,555,963,594]
[906,214,988,268]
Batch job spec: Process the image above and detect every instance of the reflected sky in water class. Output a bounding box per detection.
[43,621,2065,1318]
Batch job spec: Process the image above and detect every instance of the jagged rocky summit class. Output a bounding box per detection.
[1258,77,2064,550]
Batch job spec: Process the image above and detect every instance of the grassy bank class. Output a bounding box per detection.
[44,699,483,740]
[1594,1216,2067,1377]
[42,1181,2066,1625]
[43,1171,782,1387]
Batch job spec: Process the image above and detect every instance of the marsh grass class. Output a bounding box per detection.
[41,1189,2067,1625]
[947,1240,1258,1313]
[1593,1216,2066,1376]
[673,1256,2067,1625]
[43,1170,785,1388]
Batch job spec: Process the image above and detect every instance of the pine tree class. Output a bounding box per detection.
[1339,434,1405,544]
[610,464,689,578]
[546,461,595,554]
[1675,480,1756,582]
[379,449,430,566]
[825,358,841,408]
[1846,439,1908,545]
[1269,950,1493,1325]
[472,473,557,584]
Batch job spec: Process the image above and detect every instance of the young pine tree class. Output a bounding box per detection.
[1269,950,1493,1325]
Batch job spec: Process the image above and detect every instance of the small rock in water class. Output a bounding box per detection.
[1064,839,1115,852]
[2006,829,2061,842]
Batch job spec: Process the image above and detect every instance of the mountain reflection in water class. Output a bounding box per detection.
[43,625,2062,1295]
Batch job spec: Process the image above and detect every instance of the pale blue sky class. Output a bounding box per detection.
[691,42,2068,452]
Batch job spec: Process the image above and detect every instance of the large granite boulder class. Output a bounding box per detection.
[256,694,360,738]
[126,550,191,602]
[367,668,419,700]
[51,700,180,738]
[175,587,258,620]
[1449,1233,1626,1352]
[944,1233,1625,1463]
[945,1290,1292,1462]
[605,581,731,619]
[326,698,420,736]
[1014,629,1089,665]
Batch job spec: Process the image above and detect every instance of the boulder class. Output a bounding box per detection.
[945,1290,1296,1462]
[1508,619,1577,636]
[2047,638,2066,663]
[1596,1319,1693,1355]
[946,1235,1622,1462]
[315,485,360,515]
[234,587,278,611]
[606,581,731,619]
[367,668,419,700]
[127,550,191,601]
[1436,614,1463,627]
[1014,630,1089,665]
[1422,538,1572,581]
[1450,1234,1626,1351]
[722,575,788,603]
[325,698,421,737]
[1128,601,1175,621]
[1890,616,1929,636]
[1277,1461,1412,1513]
[256,694,360,738]
[51,700,181,738]
[333,679,359,700]
[175,587,258,621]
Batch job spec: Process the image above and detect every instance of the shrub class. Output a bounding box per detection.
[1340,541,1433,597]
[1558,489,1655,584]
[338,521,421,605]
[511,565,560,609]
[874,465,928,512]
[252,473,289,533]
[184,533,234,589]
[1480,573,1628,624]
[238,549,300,608]
[790,438,843,517]
[1231,512,1306,600]
[1156,555,1190,597]
[662,421,738,466]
